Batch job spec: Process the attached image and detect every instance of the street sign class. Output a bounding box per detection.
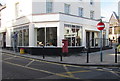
[97,22,105,30]
[97,20,105,62]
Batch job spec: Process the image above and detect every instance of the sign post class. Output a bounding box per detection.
[97,19,105,62]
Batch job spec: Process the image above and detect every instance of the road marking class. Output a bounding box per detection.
[3,56,17,61]
[3,61,79,79]
[109,71,120,78]
[62,70,91,74]
[96,69,104,71]
[25,60,35,67]
[63,64,75,78]
[3,53,86,69]
[3,53,110,73]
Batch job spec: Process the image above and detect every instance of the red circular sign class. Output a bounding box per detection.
[97,22,105,30]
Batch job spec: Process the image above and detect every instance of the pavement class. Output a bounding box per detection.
[1,48,120,66]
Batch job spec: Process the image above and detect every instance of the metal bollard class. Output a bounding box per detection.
[60,53,63,61]
[86,48,89,63]
[115,48,117,63]
[43,46,45,59]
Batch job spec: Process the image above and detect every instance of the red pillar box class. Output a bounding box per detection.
[62,39,68,53]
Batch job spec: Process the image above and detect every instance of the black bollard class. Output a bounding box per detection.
[43,46,45,59]
[115,48,117,63]
[60,53,63,61]
[86,48,89,63]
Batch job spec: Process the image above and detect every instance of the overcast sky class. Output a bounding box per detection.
[0,0,119,22]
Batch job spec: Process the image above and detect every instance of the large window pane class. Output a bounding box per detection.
[46,27,57,46]
[64,24,82,47]
[64,24,72,46]
[37,27,57,46]
[18,30,22,46]
[23,29,29,46]
[13,26,29,46]
[37,28,45,46]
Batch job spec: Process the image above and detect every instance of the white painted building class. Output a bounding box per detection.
[0,0,109,49]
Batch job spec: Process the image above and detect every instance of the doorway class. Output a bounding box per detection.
[86,32,90,47]
[92,32,94,46]
[3,32,6,48]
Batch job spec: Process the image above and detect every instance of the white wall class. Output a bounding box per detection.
[2,0,32,28]
[32,0,101,19]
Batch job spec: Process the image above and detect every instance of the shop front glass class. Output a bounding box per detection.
[64,24,82,47]
[13,26,29,46]
[37,27,57,46]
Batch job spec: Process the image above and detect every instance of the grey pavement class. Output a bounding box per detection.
[1,48,120,66]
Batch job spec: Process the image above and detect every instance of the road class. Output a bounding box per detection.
[2,52,120,80]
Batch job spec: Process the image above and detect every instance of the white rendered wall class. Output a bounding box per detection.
[32,0,101,19]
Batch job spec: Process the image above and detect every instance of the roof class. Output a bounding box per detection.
[109,12,119,23]
[0,3,2,6]
[0,5,6,11]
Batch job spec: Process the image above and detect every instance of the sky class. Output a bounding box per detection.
[0,0,119,22]
[101,0,119,21]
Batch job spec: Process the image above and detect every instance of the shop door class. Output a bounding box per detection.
[3,32,6,48]
[86,32,90,47]
[92,32,94,47]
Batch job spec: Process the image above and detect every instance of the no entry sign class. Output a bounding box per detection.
[97,22,105,30]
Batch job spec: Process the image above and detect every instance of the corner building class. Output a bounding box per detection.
[0,0,109,54]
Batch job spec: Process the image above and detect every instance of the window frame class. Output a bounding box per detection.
[78,7,83,17]
[64,3,70,14]
[46,1,53,13]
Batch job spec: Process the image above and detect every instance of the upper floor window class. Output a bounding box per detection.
[78,7,83,17]
[15,2,20,17]
[46,1,53,13]
[90,0,93,5]
[64,4,70,14]
[90,11,94,19]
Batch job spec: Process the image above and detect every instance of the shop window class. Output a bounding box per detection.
[13,26,29,46]
[64,24,82,46]
[37,27,57,46]
[46,27,57,46]
[37,28,45,45]
[23,29,29,46]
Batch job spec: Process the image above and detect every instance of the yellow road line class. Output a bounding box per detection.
[61,70,91,75]
[3,61,79,79]
[3,56,16,61]
[66,70,91,74]
[96,69,104,71]
[25,59,35,67]
[63,64,75,78]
